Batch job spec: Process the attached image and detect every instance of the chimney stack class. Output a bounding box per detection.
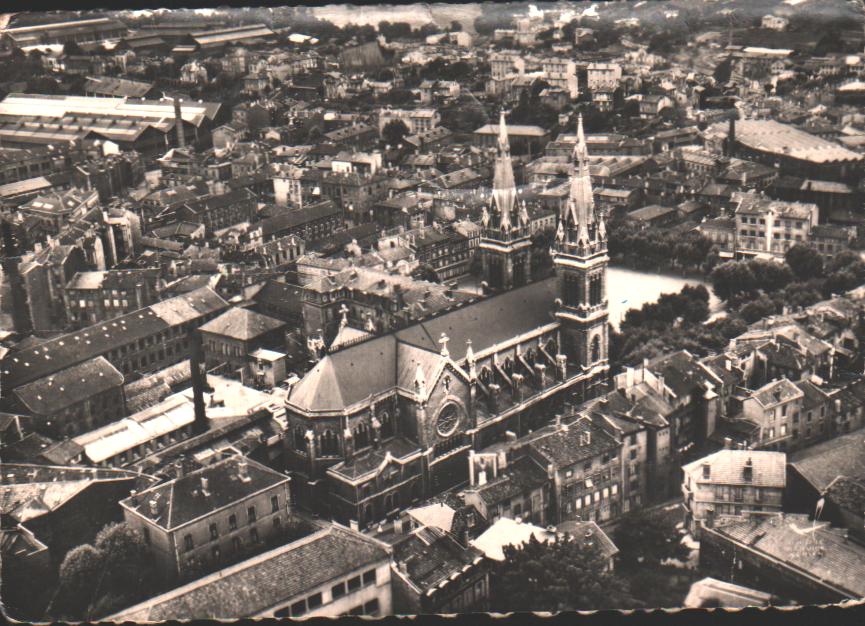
[724,437,733,450]
[238,457,250,482]
[174,97,186,149]
[201,476,210,494]
[130,489,138,505]
[189,329,208,434]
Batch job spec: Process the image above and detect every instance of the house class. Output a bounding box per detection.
[11,356,126,439]
[626,204,679,228]
[199,307,287,377]
[681,449,786,537]
[390,525,488,614]
[63,269,161,328]
[699,513,865,604]
[120,455,291,581]
[109,521,392,619]
[462,455,551,527]
[740,379,804,451]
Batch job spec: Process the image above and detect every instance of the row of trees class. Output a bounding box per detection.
[607,219,716,275]
[710,244,865,322]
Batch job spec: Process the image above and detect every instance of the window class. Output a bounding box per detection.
[273,516,281,530]
[142,527,150,544]
[210,523,218,540]
[629,449,637,460]
[364,599,380,616]
[362,569,377,586]
[332,582,347,599]
[611,483,618,495]
[184,534,194,552]
[271,495,280,512]
[347,575,361,592]
[247,506,256,523]
[702,464,711,479]
[290,600,307,617]
[233,537,242,551]
[594,491,601,503]
[229,514,237,530]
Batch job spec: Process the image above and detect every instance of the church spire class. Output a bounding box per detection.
[491,109,516,231]
[564,114,597,247]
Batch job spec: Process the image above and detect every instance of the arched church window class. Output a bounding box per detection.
[591,335,601,363]
[545,339,558,355]
[320,429,339,456]
[525,348,538,366]
[294,426,306,452]
[380,411,393,438]
[354,422,370,449]
[502,357,514,375]
[479,367,492,386]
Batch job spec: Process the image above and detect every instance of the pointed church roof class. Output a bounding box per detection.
[491,110,516,230]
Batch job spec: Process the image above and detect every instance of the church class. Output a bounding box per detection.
[284,112,612,529]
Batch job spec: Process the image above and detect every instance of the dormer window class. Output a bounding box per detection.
[743,459,753,482]
[702,464,711,479]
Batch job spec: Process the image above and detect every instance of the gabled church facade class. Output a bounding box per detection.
[283,114,611,530]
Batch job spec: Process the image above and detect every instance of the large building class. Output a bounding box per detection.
[283,114,610,529]
[2,17,128,47]
[109,521,392,620]
[0,286,229,395]
[0,94,223,157]
[708,118,865,183]
[120,455,291,580]
[682,449,786,537]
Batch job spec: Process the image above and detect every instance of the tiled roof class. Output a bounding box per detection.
[468,456,548,507]
[528,416,619,468]
[121,455,288,530]
[710,513,865,599]
[789,429,865,490]
[712,119,863,164]
[13,356,123,415]
[751,378,803,407]
[683,450,786,488]
[392,526,483,593]
[199,307,285,342]
[110,523,390,621]
[327,437,421,481]
[0,287,228,390]
[555,520,619,561]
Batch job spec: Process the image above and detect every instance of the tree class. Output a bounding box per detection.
[491,533,632,611]
[739,293,778,323]
[55,544,105,618]
[382,118,410,146]
[94,522,154,592]
[785,243,824,281]
[613,510,690,569]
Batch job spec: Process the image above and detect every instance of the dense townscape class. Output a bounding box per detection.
[2,1,865,619]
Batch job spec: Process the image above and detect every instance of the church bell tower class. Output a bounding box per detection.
[552,114,610,386]
[479,110,532,292]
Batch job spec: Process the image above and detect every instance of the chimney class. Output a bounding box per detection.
[238,457,250,482]
[130,489,138,505]
[149,499,159,517]
[201,476,210,495]
[724,437,733,450]
[190,329,208,434]
[174,97,186,149]
[727,114,736,157]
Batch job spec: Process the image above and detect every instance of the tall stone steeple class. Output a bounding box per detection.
[479,109,532,292]
[552,114,610,398]
[491,109,516,231]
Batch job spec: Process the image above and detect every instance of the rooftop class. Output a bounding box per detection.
[121,455,287,530]
[109,522,389,621]
[13,356,124,415]
[392,526,483,594]
[789,429,865,491]
[710,513,865,599]
[682,450,786,488]
[710,119,863,164]
[199,307,285,342]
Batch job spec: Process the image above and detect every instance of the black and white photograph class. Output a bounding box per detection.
[0,1,864,621]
